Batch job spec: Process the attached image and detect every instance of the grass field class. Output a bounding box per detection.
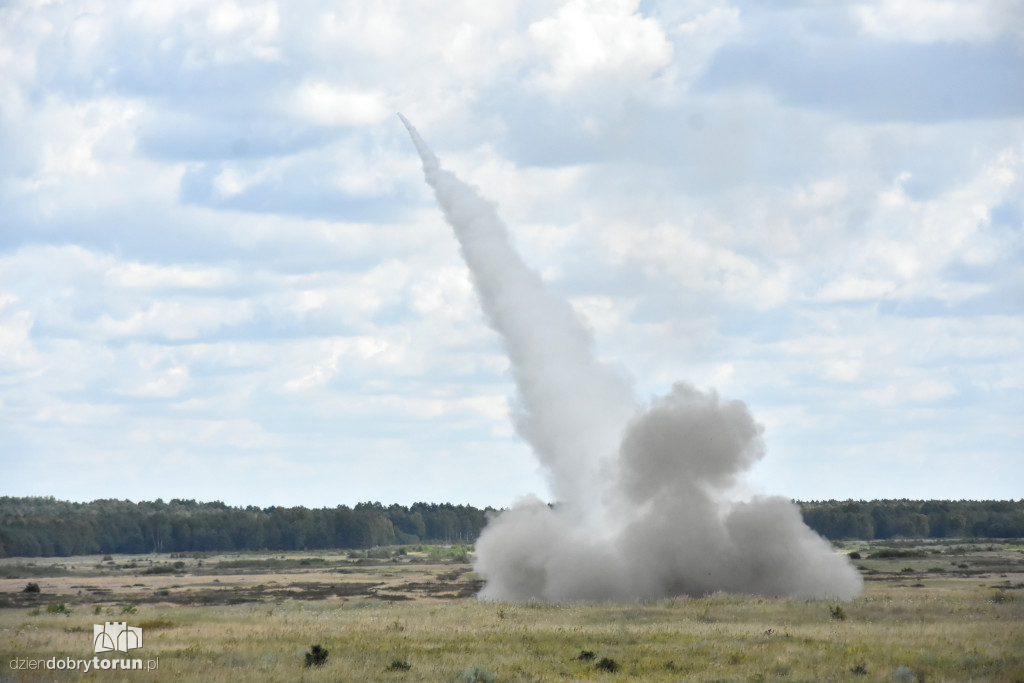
[2,541,1022,681]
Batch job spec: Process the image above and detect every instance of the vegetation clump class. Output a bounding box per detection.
[303,644,328,668]
[22,582,40,593]
[386,657,411,671]
[596,657,619,673]
[829,605,846,621]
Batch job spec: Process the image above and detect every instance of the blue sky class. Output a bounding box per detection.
[1,0,1022,508]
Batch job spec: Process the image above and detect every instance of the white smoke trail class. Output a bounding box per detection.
[400,115,862,601]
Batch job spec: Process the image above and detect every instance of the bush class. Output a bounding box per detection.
[386,657,411,671]
[23,582,40,593]
[304,644,328,668]
[45,603,70,615]
[596,657,618,673]
[829,605,846,621]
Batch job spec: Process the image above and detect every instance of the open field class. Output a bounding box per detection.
[2,541,1022,682]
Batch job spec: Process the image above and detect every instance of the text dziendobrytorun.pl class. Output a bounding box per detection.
[9,656,159,672]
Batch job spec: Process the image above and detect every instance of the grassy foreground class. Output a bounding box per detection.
[2,543,1022,681]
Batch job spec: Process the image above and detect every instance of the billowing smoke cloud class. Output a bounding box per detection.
[400,115,862,602]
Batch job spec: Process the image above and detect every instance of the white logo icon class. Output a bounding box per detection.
[93,622,143,653]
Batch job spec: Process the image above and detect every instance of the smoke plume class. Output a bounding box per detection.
[400,114,862,601]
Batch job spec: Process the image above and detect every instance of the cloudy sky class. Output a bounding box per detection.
[2,0,1022,508]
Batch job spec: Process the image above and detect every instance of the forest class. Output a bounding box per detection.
[1,496,1021,558]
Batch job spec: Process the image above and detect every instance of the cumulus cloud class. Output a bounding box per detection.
[290,82,391,127]
[0,0,1020,507]
[527,0,673,92]
[852,0,1024,44]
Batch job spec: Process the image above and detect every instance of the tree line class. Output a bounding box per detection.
[1,497,1021,558]
[0,497,490,558]
[799,499,1024,541]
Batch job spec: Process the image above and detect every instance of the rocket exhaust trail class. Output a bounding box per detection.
[398,114,440,173]
[400,114,862,602]
[399,113,636,519]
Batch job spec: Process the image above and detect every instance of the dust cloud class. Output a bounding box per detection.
[400,114,862,601]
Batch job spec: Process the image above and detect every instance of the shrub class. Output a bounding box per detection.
[23,582,40,593]
[45,603,70,615]
[304,644,328,668]
[596,657,618,673]
[829,605,846,621]
[386,657,411,671]
[848,551,861,560]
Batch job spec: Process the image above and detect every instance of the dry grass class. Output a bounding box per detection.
[2,545,1023,682]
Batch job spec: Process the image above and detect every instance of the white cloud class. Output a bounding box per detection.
[290,82,391,127]
[527,0,673,92]
[11,97,141,191]
[105,262,235,289]
[94,298,253,340]
[853,0,1024,44]
[817,277,896,302]
[861,376,958,406]
[125,365,192,398]
[188,1,281,65]
[0,308,38,372]
[598,218,793,309]
[1,0,1021,506]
